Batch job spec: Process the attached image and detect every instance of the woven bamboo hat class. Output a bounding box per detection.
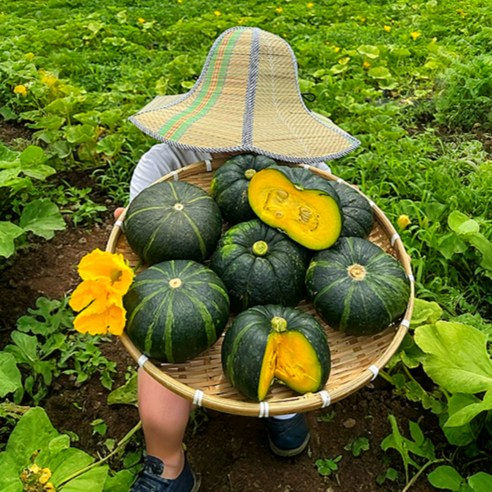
[129,26,360,163]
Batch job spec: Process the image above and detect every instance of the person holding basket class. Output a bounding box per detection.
[118,26,360,492]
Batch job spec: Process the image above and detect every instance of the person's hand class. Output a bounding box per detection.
[114,207,125,220]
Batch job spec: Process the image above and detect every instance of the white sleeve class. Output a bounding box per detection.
[129,144,210,201]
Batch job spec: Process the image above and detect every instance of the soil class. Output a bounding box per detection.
[0,125,443,492]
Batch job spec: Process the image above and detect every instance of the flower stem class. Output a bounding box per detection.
[57,420,142,488]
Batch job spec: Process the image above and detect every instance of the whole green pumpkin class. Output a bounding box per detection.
[210,153,277,224]
[209,219,310,312]
[305,237,410,336]
[329,181,374,238]
[124,180,222,265]
[222,304,331,402]
[124,260,230,362]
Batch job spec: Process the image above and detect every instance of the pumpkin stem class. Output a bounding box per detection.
[244,169,256,180]
[169,278,183,288]
[252,240,269,256]
[347,264,367,281]
[271,316,288,332]
[173,203,184,211]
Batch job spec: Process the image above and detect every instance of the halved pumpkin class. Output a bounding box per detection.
[248,165,343,250]
[221,304,331,402]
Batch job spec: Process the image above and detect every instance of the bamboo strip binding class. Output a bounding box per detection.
[106,159,415,416]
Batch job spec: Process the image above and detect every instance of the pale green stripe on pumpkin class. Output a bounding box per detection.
[141,208,176,260]
[158,29,243,139]
[178,211,208,258]
[163,294,176,362]
[178,289,218,347]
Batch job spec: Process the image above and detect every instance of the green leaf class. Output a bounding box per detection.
[103,469,135,492]
[448,211,480,235]
[5,407,59,468]
[0,352,22,397]
[65,124,96,144]
[428,465,465,491]
[19,199,66,239]
[62,466,109,492]
[107,373,137,406]
[0,221,25,258]
[357,45,380,59]
[0,451,22,491]
[9,331,38,363]
[19,145,46,168]
[368,66,391,79]
[0,142,19,162]
[445,390,492,427]
[410,298,443,328]
[414,321,492,394]
[468,472,492,492]
[442,394,482,446]
[48,448,95,487]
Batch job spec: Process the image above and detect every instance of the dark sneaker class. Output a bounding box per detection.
[265,413,310,457]
[131,455,201,492]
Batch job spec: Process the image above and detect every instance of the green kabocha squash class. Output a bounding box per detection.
[248,165,343,250]
[124,260,230,363]
[124,180,222,265]
[222,304,331,402]
[305,237,410,336]
[209,219,310,312]
[329,181,374,238]
[210,153,277,224]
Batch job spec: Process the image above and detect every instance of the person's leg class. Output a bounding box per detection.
[137,368,192,479]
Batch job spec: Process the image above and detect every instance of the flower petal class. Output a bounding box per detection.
[77,249,134,293]
[69,278,112,312]
[73,299,126,336]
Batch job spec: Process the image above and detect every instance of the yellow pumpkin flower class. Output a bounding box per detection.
[383,25,392,32]
[363,60,371,69]
[307,2,314,8]
[70,249,134,336]
[397,214,411,230]
[77,248,134,295]
[69,278,120,312]
[44,483,56,492]
[40,72,58,87]
[14,84,28,96]
[39,468,52,484]
[214,10,221,16]
[137,17,145,23]
[275,7,283,13]
[73,298,126,336]
[410,31,421,40]
[29,464,41,474]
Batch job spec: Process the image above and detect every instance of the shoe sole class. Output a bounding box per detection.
[268,432,310,457]
[192,472,202,491]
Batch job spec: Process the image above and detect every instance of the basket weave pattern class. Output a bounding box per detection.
[106,159,414,416]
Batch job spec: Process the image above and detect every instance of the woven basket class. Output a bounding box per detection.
[106,158,415,417]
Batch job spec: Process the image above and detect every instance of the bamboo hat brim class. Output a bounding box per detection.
[129,26,360,163]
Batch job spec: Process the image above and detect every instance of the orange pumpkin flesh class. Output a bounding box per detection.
[248,168,342,250]
[257,317,324,401]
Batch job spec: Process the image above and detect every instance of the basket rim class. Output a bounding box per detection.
[107,159,415,416]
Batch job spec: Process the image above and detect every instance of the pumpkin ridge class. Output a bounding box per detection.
[177,210,209,257]
[143,290,173,357]
[141,208,176,260]
[178,288,220,346]
[314,276,347,299]
[126,288,163,326]
[225,319,262,386]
